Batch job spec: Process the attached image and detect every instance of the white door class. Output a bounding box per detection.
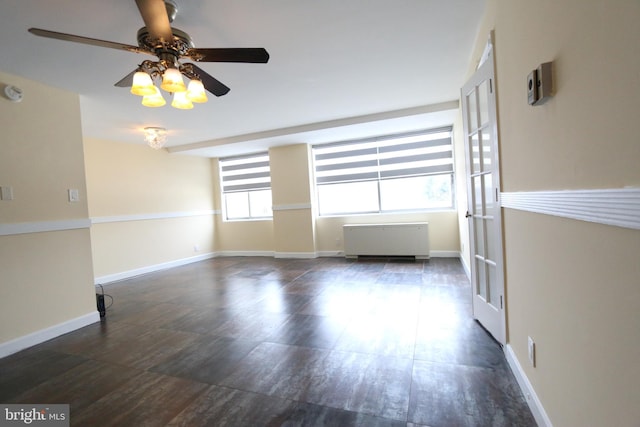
[461,46,506,344]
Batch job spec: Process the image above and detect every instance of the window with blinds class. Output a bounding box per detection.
[313,127,454,215]
[219,152,272,220]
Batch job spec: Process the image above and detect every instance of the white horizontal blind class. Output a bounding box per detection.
[219,152,271,193]
[314,127,453,185]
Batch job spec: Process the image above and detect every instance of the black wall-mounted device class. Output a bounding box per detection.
[527,70,538,105]
[528,61,553,105]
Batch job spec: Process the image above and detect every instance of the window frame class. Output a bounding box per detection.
[312,127,456,216]
[219,152,273,221]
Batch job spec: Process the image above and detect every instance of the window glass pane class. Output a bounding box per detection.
[478,79,489,127]
[488,263,499,307]
[481,129,493,172]
[249,189,273,218]
[474,217,485,258]
[473,176,483,214]
[225,192,249,219]
[380,175,452,211]
[468,90,478,132]
[476,259,487,300]
[313,127,455,216]
[470,132,481,174]
[483,172,494,211]
[485,217,496,262]
[220,152,272,220]
[318,181,379,215]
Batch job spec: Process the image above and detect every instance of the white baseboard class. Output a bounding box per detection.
[504,344,553,427]
[459,251,471,279]
[0,311,100,359]
[215,250,275,258]
[95,252,216,284]
[274,252,318,259]
[429,250,459,258]
[317,251,344,257]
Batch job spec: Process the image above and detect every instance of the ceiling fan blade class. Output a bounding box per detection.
[135,0,173,43]
[182,63,230,97]
[114,69,139,87]
[186,48,270,63]
[29,28,152,55]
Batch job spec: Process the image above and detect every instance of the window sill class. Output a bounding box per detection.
[222,217,274,223]
[317,208,456,218]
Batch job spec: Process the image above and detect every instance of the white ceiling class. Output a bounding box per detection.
[0,0,485,157]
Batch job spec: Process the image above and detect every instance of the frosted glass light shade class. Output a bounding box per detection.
[171,91,193,109]
[141,86,166,107]
[160,68,187,93]
[144,127,168,149]
[130,71,155,96]
[186,79,208,103]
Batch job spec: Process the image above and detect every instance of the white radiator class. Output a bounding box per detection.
[343,222,429,259]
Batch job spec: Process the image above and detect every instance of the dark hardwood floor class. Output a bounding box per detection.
[0,257,536,426]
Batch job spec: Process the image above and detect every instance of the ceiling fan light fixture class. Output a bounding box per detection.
[161,68,187,93]
[130,71,155,96]
[171,91,193,109]
[28,0,270,114]
[186,79,208,103]
[141,86,166,107]
[143,127,168,149]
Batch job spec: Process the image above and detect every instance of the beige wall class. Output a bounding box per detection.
[90,216,214,277]
[269,144,314,206]
[0,71,96,344]
[270,144,316,255]
[214,218,275,254]
[475,1,640,425]
[84,138,215,279]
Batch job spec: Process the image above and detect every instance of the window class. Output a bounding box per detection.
[313,127,454,215]
[219,152,272,220]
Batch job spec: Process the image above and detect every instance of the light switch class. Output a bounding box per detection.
[1,186,14,201]
[68,189,80,202]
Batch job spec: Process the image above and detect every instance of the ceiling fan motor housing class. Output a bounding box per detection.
[137,26,193,59]
[164,0,178,22]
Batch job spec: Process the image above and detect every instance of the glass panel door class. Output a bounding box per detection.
[461,46,505,344]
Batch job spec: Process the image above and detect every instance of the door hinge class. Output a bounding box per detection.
[489,79,493,93]
[495,187,499,202]
[500,295,503,309]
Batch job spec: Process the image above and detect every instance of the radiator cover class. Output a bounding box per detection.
[343,222,429,259]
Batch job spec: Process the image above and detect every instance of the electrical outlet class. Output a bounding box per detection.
[528,336,536,367]
[193,245,200,252]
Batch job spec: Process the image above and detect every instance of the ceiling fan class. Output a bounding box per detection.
[28,0,269,102]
